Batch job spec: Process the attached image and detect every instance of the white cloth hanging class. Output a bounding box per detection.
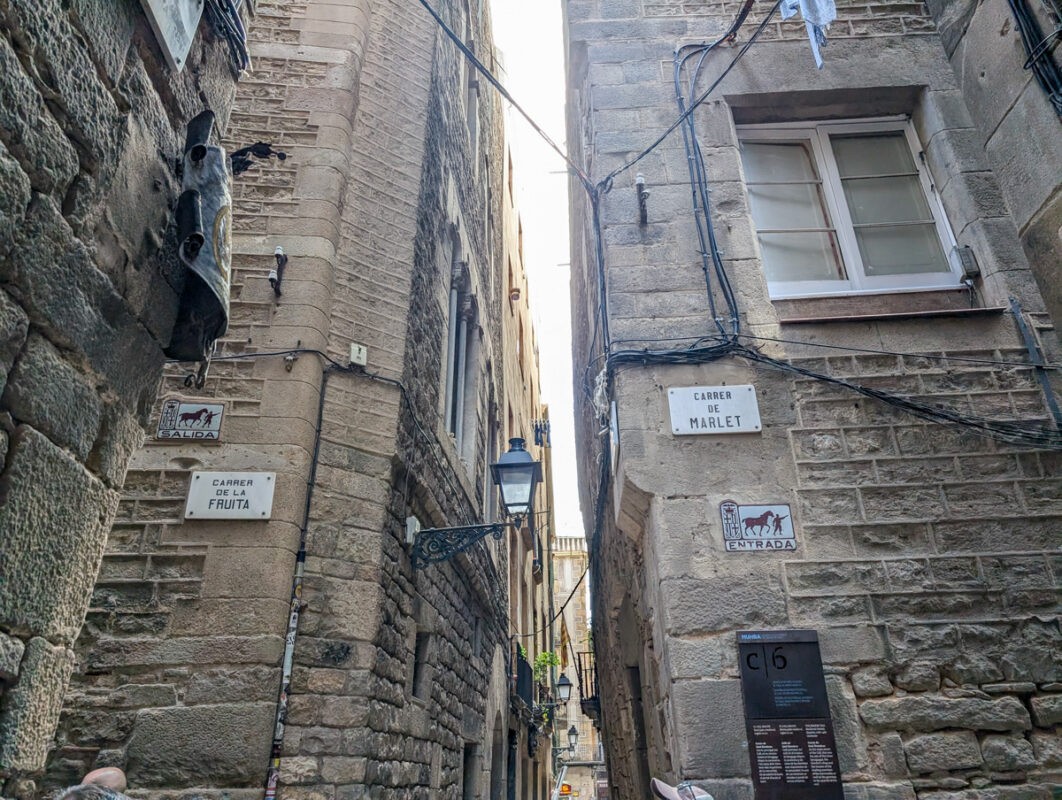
[780,0,837,68]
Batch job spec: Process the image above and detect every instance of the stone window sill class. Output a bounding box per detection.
[774,289,1006,324]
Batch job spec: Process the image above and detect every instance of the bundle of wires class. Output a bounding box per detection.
[671,0,777,340]
[1006,0,1062,114]
[205,0,251,75]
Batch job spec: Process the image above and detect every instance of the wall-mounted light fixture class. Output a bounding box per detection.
[410,438,542,568]
[635,172,650,225]
[552,725,579,758]
[269,246,287,297]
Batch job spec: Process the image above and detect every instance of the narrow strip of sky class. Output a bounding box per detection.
[490,1,583,537]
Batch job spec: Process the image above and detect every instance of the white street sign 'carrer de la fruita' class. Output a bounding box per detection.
[668,384,762,435]
[185,471,276,520]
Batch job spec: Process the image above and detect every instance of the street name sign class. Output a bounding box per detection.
[667,385,762,435]
[185,471,276,519]
[138,0,204,72]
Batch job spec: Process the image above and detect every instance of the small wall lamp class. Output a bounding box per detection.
[635,173,650,225]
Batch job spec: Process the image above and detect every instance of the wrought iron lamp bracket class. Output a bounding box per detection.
[411,522,509,569]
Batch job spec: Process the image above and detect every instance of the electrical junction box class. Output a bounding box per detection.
[405,516,421,545]
[350,342,368,367]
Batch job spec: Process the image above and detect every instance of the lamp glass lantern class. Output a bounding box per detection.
[567,725,579,754]
[556,673,573,704]
[490,438,542,523]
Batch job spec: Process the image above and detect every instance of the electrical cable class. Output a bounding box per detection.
[511,564,589,639]
[1006,0,1062,114]
[415,0,593,191]
[732,344,1062,448]
[596,0,783,190]
[170,348,478,525]
[733,332,1062,370]
[204,0,251,74]
[600,332,1062,371]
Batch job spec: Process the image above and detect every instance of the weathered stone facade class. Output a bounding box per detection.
[38,1,556,799]
[553,535,602,799]
[563,1,1062,799]
[0,1,239,791]
[924,0,1062,333]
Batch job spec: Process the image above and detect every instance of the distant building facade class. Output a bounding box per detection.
[40,1,554,799]
[563,1,1062,800]
[0,1,239,793]
[553,535,602,800]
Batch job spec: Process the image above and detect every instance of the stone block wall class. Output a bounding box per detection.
[564,1,1062,800]
[924,0,1062,333]
[43,1,534,798]
[0,0,238,791]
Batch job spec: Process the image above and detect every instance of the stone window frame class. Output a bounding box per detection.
[737,116,962,300]
[408,595,441,704]
[442,237,482,465]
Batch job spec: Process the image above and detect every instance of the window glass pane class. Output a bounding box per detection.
[855,224,950,275]
[831,132,914,177]
[758,232,846,282]
[841,176,934,224]
[740,141,818,182]
[748,183,831,229]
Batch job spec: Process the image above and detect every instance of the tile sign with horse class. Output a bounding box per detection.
[156,397,225,442]
[720,501,796,552]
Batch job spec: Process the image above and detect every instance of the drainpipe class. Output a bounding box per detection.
[264,362,336,799]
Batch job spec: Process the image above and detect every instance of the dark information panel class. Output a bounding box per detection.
[737,630,843,800]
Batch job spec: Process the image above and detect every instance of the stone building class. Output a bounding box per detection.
[562,1,1062,799]
[0,1,240,794]
[928,0,1062,331]
[553,535,603,800]
[36,1,555,798]
[501,133,563,800]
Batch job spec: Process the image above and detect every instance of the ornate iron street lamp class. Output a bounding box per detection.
[410,438,542,569]
[553,724,579,759]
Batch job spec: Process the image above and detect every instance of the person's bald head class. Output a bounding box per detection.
[80,768,127,792]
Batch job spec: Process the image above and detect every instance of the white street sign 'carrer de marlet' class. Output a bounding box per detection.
[185,471,276,520]
[668,385,762,435]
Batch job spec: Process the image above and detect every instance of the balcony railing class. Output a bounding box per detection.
[515,650,534,709]
[575,650,601,724]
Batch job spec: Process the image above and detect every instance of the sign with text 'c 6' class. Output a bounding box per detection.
[737,630,843,800]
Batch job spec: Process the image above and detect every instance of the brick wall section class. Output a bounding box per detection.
[781,347,1060,794]
[644,0,938,36]
[0,0,237,790]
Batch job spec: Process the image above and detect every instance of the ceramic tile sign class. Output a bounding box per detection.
[138,0,204,71]
[720,501,796,552]
[737,630,843,800]
[667,385,762,435]
[185,471,276,519]
[157,398,225,441]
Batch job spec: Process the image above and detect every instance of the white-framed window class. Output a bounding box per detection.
[737,118,959,299]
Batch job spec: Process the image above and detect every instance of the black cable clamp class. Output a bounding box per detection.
[230,142,288,176]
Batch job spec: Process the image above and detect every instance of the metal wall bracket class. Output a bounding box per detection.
[411,522,508,569]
